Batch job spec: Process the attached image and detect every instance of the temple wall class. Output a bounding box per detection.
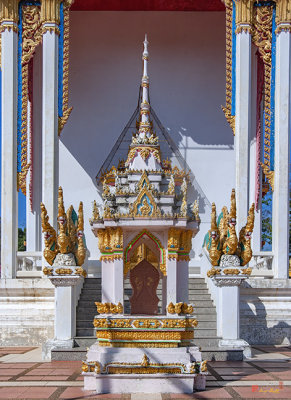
[0,279,55,346]
[240,279,291,345]
[59,11,234,272]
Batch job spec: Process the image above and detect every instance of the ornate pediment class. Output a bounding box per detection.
[132,179,161,218]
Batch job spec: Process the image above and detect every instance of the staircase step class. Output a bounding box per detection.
[76,328,95,336]
[51,345,242,362]
[191,337,221,348]
[188,278,206,284]
[187,289,210,295]
[188,284,208,290]
[194,329,217,338]
[74,337,96,348]
[190,300,213,308]
[195,320,216,329]
[189,293,212,301]
[77,320,95,328]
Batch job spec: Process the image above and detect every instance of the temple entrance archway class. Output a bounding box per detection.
[123,230,167,315]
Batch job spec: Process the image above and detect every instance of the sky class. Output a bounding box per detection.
[0,137,27,229]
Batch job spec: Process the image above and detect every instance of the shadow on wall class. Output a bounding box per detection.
[60,11,234,205]
[240,282,291,345]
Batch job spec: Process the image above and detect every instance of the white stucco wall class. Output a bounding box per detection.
[59,11,235,271]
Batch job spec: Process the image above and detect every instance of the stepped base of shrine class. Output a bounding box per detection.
[82,345,207,393]
[84,372,206,393]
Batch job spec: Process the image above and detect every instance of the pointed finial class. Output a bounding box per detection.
[143,34,148,60]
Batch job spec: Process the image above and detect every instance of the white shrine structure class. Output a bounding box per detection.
[0,0,291,391]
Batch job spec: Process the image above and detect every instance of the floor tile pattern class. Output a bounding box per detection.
[0,346,289,399]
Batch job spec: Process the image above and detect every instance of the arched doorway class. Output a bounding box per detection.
[130,258,160,314]
[123,230,166,315]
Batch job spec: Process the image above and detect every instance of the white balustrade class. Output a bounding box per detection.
[16,251,43,278]
[250,251,274,277]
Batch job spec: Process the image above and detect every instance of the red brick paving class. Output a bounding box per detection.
[233,385,291,399]
[0,346,290,399]
[59,387,122,399]
[170,388,232,398]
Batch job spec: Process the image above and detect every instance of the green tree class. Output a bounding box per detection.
[18,227,26,251]
[261,191,272,250]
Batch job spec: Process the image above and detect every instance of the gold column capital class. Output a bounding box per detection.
[0,0,19,31]
[41,0,61,25]
[275,0,291,34]
[235,0,253,34]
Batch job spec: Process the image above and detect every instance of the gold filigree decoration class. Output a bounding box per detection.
[241,266,252,275]
[192,199,199,220]
[97,227,123,261]
[95,302,123,314]
[55,267,73,275]
[132,183,160,219]
[40,203,58,266]
[237,203,255,266]
[18,4,42,194]
[40,0,61,25]
[58,0,73,135]
[0,0,18,24]
[162,319,197,328]
[93,318,132,328]
[207,266,221,278]
[167,174,175,195]
[252,4,274,190]
[167,302,194,315]
[126,146,161,166]
[132,319,161,329]
[22,5,42,65]
[43,266,53,275]
[89,200,100,224]
[223,268,240,275]
[97,331,194,341]
[128,243,159,272]
[235,0,253,34]
[222,0,235,134]
[99,342,177,348]
[275,0,291,33]
[167,228,193,259]
[75,267,87,278]
[124,230,166,276]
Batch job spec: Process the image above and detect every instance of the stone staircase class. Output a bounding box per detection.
[52,277,243,360]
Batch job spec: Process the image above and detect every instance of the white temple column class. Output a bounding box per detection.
[26,47,42,252]
[0,10,19,278]
[41,9,59,229]
[177,260,189,303]
[217,286,239,340]
[272,14,291,279]
[234,1,252,229]
[166,258,178,308]
[101,259,123,305]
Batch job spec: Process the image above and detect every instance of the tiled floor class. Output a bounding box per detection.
[0,346,290,399]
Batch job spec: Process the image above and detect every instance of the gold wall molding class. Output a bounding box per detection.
[97,227,123,253]
[252,4,274,190]
[41,0,61,25]
[0,0,18,25]
[235,0,253,33]
[275,0,291,33]
[58,0,73,134]
[222,0,235,134]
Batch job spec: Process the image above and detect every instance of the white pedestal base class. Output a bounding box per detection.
[84,373,206,393]
[83,345,206,393]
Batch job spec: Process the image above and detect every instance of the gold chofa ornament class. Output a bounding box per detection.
[204,189,255,269]
[40,186,86,267]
